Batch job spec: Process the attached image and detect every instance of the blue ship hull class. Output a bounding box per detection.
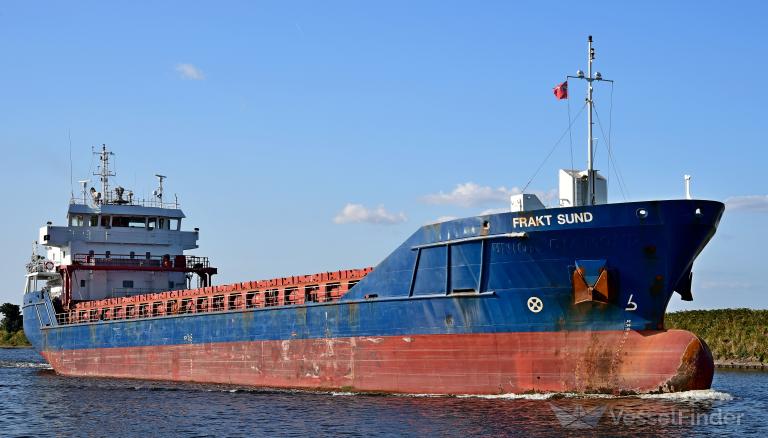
[23,200,724,394]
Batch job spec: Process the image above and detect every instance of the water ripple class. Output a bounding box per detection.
[0,360,52,369]
[0,348,763,437]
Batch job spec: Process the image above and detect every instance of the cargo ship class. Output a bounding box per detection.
[22,37,723,394]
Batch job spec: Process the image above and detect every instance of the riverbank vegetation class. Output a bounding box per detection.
[666,308,768,364]
[0,329,29,347]
[1,303,29,347]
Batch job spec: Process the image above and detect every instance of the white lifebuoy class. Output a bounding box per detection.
[527,296,543,313]
[44,261,55,271]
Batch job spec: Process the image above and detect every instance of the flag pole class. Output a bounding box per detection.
[587,35,595,205]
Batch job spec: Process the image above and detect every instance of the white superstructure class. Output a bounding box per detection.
[35,145,215,306]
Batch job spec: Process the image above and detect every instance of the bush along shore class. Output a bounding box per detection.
[0,329,29,347]
[1,303,29,347]
[666,308,768,370]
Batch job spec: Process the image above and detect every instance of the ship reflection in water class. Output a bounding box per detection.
[1,349,764,437]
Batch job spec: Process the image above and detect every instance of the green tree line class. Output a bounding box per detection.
[666,308,768,363]
[1,303,28,346]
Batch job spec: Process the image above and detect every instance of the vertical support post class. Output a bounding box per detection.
[408,248,421,297]
[445,244,451,295]
[64,269,72,309]
[477,239,486,293]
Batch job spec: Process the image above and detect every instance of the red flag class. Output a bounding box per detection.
[553,81,568,100]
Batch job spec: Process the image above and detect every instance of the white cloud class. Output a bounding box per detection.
[540,188,559,204]
[175,63,205,80]
[333,203,407,225]
[422,182,522,208]
[725,195,768,212]
[422,183,559,210]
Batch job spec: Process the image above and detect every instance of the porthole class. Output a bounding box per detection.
[636,208,648,219]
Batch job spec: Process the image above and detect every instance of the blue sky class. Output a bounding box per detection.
[0,1,765,311]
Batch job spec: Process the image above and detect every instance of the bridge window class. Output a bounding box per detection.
[170,218,180,230]
[159,218,166,230]
[412,246,447,295]
[122,280,134,288]
[450,242,482,293]
[112,216,147,228]
[69,215,85,226]
[90,215,98,226]
[148,217,157,230]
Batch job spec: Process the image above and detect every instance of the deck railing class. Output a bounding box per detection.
[52,268,373,326]
[72,253,211,269]
[70,196,180,209]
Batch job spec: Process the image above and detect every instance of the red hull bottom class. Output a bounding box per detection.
[42,330,713,395]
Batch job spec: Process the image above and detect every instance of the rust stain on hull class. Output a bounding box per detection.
[41,329,713,395]
[662,334,714,392]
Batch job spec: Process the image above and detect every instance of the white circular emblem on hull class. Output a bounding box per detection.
[527,297,543,313]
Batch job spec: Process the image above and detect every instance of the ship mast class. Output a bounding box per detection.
[94,144,115,204]
[568,35,612,205]
[586,36,595,205]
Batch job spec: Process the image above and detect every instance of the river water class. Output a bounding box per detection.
[1,348,765,437]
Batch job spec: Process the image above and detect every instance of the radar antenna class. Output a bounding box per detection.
[153,174,167,207]
[93,144,115,204]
